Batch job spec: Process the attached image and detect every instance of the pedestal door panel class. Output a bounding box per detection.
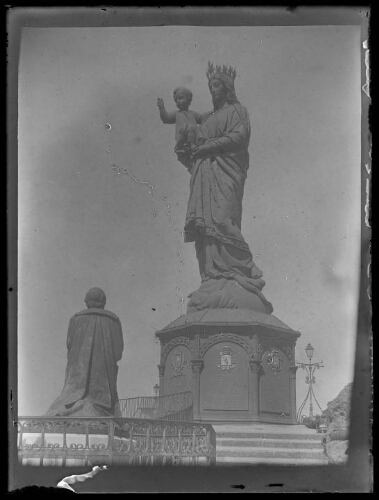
[200,342,251,421]
[260,348,291,423]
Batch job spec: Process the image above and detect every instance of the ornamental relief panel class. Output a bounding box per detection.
[199,333,254,359]
[258,338,294,364]
[161,337,192,364]
[265,349,284,375]
[170,349,189,378]
[164,346,192,395]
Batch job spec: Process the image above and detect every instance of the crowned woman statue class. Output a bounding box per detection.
[178,63,273,314]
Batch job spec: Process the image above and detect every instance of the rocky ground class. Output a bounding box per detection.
[321,382,352,464]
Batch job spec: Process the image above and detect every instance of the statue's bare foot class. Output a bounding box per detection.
[234,274,265,292]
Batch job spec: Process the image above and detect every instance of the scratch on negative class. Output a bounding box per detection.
[112,164,185,315]
[104,121,184,314]
[160,195,185,310]
[365,178,370,228]
[57,465,108,492]
[362,40,370,98]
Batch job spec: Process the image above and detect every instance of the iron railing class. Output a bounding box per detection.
[17,416,215,467]
[116,392,193,422]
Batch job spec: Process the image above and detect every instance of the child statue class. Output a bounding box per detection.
[157,87,203,170]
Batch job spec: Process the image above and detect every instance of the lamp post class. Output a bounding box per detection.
[297,343,324,422]
[153,383,160,397]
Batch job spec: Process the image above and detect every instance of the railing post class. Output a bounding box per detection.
[85,421,90,450]
[108,418,115,466]
[62,420,67,449]
[191,359,204,420]
[39,420,44,466]
[178,424,182,463]
[41,419,45,449]
[62,420,67,467]
[210,426,216,465]
[249,360,262,421]
[130,421,135,458]
[146,422,151,453]
[18,420,22,450]
[162,424,167,465]
[207,426,211,465]
[192,426,196,455]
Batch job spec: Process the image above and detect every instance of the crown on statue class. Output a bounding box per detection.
[206,61,237,82]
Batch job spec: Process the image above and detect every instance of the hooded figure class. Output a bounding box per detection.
[46,288,124,417]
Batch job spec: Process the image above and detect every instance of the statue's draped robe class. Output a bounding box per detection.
[46,309,124,417]
[184,102,272,313]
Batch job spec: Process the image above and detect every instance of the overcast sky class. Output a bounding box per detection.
[18,24,361,416]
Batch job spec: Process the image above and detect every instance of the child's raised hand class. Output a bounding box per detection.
[157,98,164,108]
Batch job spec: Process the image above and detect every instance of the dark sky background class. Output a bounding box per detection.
[18,25,361,416]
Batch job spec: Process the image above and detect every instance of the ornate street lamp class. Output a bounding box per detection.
[297,343,324,422]
[305,343,314,360]
[153,383,160,397]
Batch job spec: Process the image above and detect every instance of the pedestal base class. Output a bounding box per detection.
[156,309,300,424]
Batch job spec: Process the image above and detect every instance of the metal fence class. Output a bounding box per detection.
[18,416,215,467]
[116,392,193,422]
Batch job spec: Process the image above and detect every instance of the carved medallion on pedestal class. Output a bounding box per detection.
[216,346,237,371]
[266,349,284,375]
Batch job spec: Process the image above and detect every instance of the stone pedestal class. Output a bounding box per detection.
[156,309,300,424]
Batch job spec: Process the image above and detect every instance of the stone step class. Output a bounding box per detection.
[216,456,328,466]
[212,424,317,434]
[215,430,322,441]
[216,446,326,460]
[217,437,324,450]
[212,423,328,466]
